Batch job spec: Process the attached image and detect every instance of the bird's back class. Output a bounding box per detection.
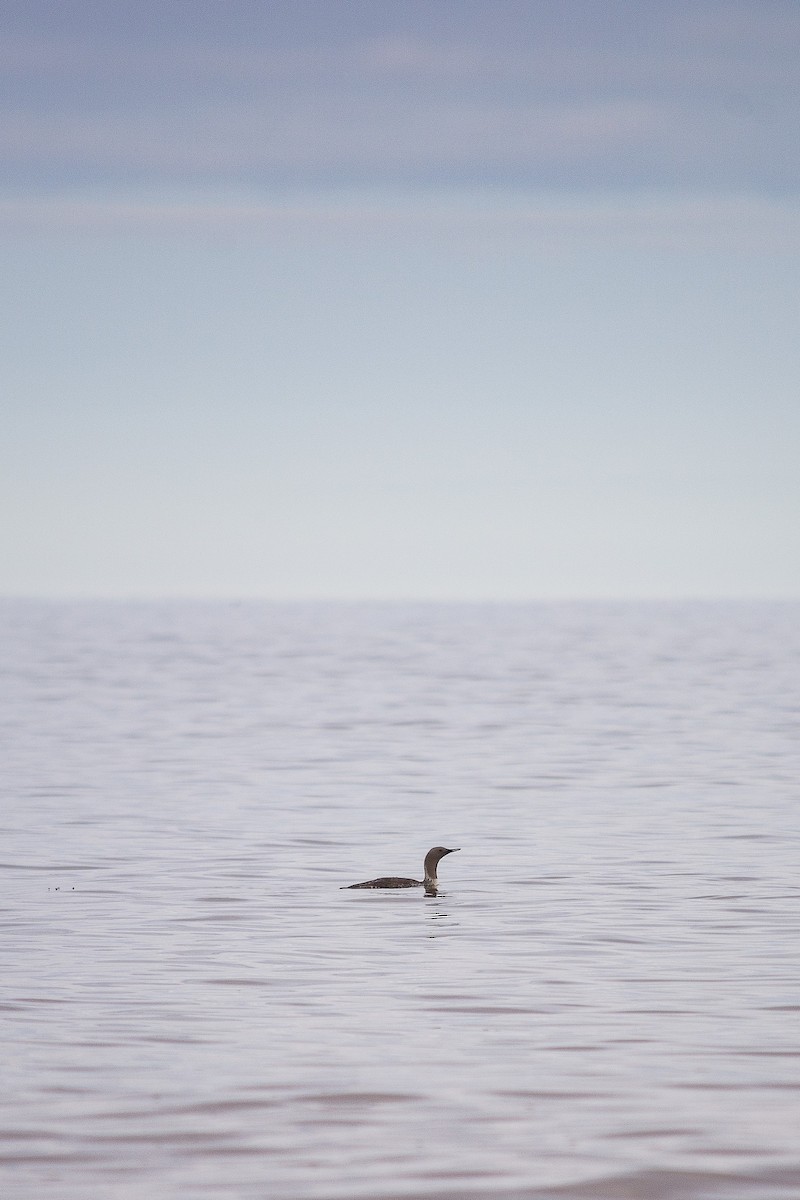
[342,875,421,889]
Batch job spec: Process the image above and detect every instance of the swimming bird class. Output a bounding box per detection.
[342,846,460,895]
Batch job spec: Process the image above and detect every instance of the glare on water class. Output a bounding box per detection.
[1,600,799,1199]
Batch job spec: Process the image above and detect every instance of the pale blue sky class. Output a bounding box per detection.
[2,1,799,598]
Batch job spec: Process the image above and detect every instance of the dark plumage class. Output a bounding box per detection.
[342,846,460,894]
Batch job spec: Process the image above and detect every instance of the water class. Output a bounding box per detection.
[1,599,799,1200]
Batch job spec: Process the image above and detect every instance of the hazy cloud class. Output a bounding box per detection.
[2,2,798,192]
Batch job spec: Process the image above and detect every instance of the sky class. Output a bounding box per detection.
[2,0,799,600]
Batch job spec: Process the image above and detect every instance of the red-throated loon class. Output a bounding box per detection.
[342,846,460,895]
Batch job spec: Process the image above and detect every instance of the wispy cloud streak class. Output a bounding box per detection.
[3,190,798,251]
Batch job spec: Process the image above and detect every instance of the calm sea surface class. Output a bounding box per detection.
[2,600,799,1200]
